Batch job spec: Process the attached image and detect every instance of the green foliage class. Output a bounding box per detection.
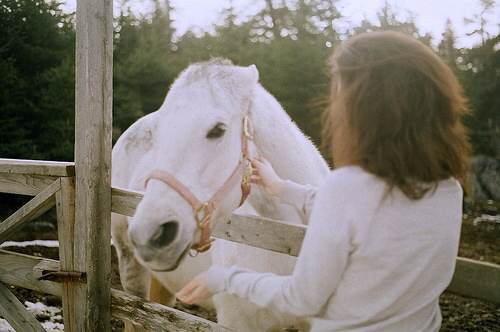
[460,35,500,156]
[351,1,433,45]
[113,1,174,139]
[438,19,459,71]
[464,0,496,45]
[0,0,498,161]
[0,0,74,160]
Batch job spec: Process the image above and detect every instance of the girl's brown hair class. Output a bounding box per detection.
[324,31,471,200]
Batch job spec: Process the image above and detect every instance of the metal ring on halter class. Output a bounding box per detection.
[243,115,254,140]
[189,238,214,257]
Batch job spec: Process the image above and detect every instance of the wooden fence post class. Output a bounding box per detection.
[75,0,113,330]
[56,177,86,332]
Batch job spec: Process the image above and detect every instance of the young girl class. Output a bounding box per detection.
[176,31,470,331]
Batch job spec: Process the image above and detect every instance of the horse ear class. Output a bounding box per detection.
[246,64,259,84]
[234,64,259,86]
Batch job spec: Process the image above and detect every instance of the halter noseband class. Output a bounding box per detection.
[144,115,254,255]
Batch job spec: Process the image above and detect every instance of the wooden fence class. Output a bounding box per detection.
[0,158,499,331]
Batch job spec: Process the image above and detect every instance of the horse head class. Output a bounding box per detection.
[128,59,259,271]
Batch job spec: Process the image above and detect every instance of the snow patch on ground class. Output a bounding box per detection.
[0,301,63,332]
[0,240,59,248]
[0,239,116,248]
[473,214,500,226]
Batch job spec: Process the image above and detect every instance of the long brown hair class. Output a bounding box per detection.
[323,31,471,200]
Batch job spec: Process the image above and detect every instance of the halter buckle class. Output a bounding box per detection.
[242,160,252,186]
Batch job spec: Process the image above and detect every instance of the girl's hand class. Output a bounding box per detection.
[251,157,284,197]
[176,272,212,305]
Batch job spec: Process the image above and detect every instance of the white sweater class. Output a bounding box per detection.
[205,166,463,332]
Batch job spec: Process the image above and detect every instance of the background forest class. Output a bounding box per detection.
[0,0,498,162]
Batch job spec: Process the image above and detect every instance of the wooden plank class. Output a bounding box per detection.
[0,158,74,177]
[75,0,113,329]
[0,250,230,331]
[56,177,86,332]
[109,188,500,304]
[33,260,61,280]
[447,257,500,304]
[0,173,57,196]
[214,214,306,256]
[110,188,306,255]
[0,179,60,243]
[0,249,229,331]
[0,250,61,297]
[111,187,143,217]
[0,282,45,332]
[111,289,232,332]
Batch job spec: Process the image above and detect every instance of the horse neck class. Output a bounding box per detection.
[250,86,330,186]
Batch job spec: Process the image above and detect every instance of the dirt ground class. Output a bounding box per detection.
[1,199,499,331]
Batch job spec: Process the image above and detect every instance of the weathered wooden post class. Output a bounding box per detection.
[74,0,113,330]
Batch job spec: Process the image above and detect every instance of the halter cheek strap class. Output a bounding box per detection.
[143,115,254,254]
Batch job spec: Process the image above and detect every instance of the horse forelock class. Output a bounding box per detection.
[174,58,234,87]
[168,58,254,113]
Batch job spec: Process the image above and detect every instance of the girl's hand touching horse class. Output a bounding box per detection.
[251,157,284,197]
[176,272,212,305]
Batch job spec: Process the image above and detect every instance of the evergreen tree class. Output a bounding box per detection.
[0,0,75,160]
[438,18,458,72]
[263,0,282,39]
[112,0,177,139]
[461,34,500,157]
[464,0,496,46]
[351,1,432,45]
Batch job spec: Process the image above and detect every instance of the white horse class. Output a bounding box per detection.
[111,59,330,331]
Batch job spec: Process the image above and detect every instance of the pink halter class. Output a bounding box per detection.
[144,115,254,254]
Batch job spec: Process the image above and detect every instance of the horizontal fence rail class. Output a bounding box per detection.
[0,250,231,331]
[0,159,75,177]
[448,257,500,304]
[111,186,500,305]
[0,250,61,297]
[0,173,57,196]
[112,289,231,332]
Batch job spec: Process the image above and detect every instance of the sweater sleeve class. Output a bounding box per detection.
[204,176,352,317]
[278,180,318,223]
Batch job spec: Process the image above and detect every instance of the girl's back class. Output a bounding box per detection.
[314,166,462,331]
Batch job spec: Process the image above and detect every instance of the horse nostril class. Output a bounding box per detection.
[149,221,179,249]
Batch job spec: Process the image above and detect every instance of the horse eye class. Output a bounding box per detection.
[206,122,226,139]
